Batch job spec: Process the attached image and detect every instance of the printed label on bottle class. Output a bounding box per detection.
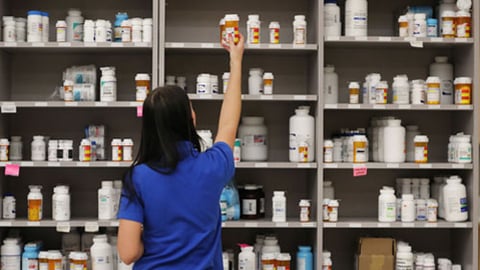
[300,207,310,222]
[242,199,257,215]
[323,204,329,221]
[442,21,455,35]
[94,255,110,264]
[39,262,48,270]
[196,83,207,94]
[248,27,260,44]
[26,258,38,270]
[322,266,332,270]
[263,264,275,270]
[460,197,468,212]
[72,22,84,41]
[136,86,148,101]
[351,12,367,29]
[220,200,227,215]
[3,198,16,219]
[28,199,42,221]
[269,28,280,44]
[297,258,306,270]
[414,146,427,162]
[260,198,265,214]
[2,255,21,270]
[294,27,306,44]
[101,82,116,97]
[457,23,470,38]
[244,135,266,146]
[427,88,440,104]
[71,263,85,270]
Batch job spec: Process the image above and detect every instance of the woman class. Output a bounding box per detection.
[117,34,245,269]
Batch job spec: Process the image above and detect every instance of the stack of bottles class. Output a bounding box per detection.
[2,16,27,42]
[323,128,368,163]
[322,181,339,222]
[323,0,368,37]
[247,68,275,95]
[396,241,462,269]
[98,180,123,220]
[219,14,307,45]
[196,73,220,94]
[220,182,241,222]
[165,75,187,91]
[378,175,468,223]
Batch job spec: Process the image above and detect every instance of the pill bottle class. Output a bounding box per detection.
[240,185,259,220]
[1,238,21,270]
[38,251,48,270]
[269,21,280,44]
[56,20,67,42]
[111,139,123,161]
[322,251,333,270]
[293,15,307,45]
[378,188,396,222]
[297,246,313,270]
[276,253,291,270]
[27,10,43,42]
[106,21,113,42]
[328,199,339,222]
[165,75,176,86]
[135,73,151,102]
[299,199,311,222]
[398,15,409,37]
[441,10,456,38]
[52,185,71,221]
[322,199,330,221]
[456,134,472,163]
[375,80,388,104]
[0,138,9,161]
[63,140,74,161]
[15,18,26,42]
[131,18,143,42]
[247,14,261,44]
[413,13,427,37]
[79,139,92,162]
[66,9,84,42]
[100,67,117,102]
[427,18,438,37]
[248,68,264,95]
[392,75,410,104]
[401,194,415,222]
[263,72,274,95]
[69,252,88,270]
[41,12,49,42]
[3,194,16,219]
[122,139,134,161]
[98,181,115,220]
[414,135,429,163]
[272,191,287,222]
[28,185,43,221]
[426,76,441,104]
[443,176,468,222]
[31,136,46,161]
[323,140,334,163]
[456,10,471,38]
[3,20,16,42]
[353,135,368,163]
[142,18,153,43]
[210,75,219,94]
[222,72,230,93]
[454,77,472,105]
[83,20,95,42]
[345,0,368,37]
[47,250,63,270]
[258,185,266,218]
[114,12,128,42]
[95,20,108,42]
[8,136,21,161]
[196,73,211,94]
[224,14,240,44]
[176,76,187,90]
[324,0,341,37]
[415,199,427,221]
[261,253,276,270]
[427,199,438,222]
[349,82,360,104]
[121,19,132,42]
[219,17,226,43]
[238,117,268,161]
[64,80,74,102]
[411,82,425,104]
[234,139,241,162]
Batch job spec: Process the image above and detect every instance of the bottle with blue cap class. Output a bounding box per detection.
[22,243,39,270]
[27,10,43,42]
[297,246,313,270]
[114,13,129,42]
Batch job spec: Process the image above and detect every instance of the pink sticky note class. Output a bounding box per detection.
[353,165,367,177]
[137,106,143,117]
[5,164,20,177]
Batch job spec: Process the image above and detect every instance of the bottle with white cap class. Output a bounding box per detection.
[91,235,113,270]
[293,15,307,44]
[324,65,338,104]
[401,194,415,222]
[443,175,468,222]
[238,245,256,270]
[247,15,261,44]
[272,191,287,222]
[98,181,116,220]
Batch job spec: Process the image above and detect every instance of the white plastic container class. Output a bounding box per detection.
[324,0,341,37]
[427,199,438,222]
[366,73,381,104]
[210,75,219,94]
[142,18,153,43]
[79,138,92,162]
[411,82,425,104]
[248,68,263,95]
[196,73,211,94]
[405,126,420,162]
[272,191,287,222]
[345,0,368,37]
[323,140,334,163]
[378,188,396,222]
[328,199,339,222]
[289,106,315,162]
[430,56,454,104]
[15,18,26,42]
[1,239,21,270]
[122,139,134,161]
[83,20,95,42]
[3,20,16,42]
[98,181,116,220]
[438,0,457,35]
[401,194,415,222]
[3,194,16,219]
[111,139,123,161]
[392,75,410,104]
[247,15,261,44]
[131,18,143,42]
[42,12,49,42]
[299,199,311,222]
[66,9,84,42]
[322,251,333,270]
[113,180,123,217]
[324,65,338,104]
[56,20,67,42]
[323,181,335,200]
[100,67,117,102]
[27,11,43,42]
[443,176,468,222]
[396,245,414,270]
[426,76,441,105]
[413,13,427,37]
[238,117,268,161]
[383,119,406,163]
[121,19,132,42]
[238,246,255,270]
[52,185,71,221]
[28,185,43,221]
[91,235,113,270]
[31,136,46,161]
[222,72,230,93]
[263,72,274,95]
[293,15,307,44]
[95,20,108,42]
[416,199,427,221]
[269,21,280,44]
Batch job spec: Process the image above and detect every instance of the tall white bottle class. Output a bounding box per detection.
[272,191,287,222]
[324,65,338,104]
[98,181,116,220]
[378,188,396,222]
[443,176,468,222]
[91,235,113,270]
[324,0,341,37]
[238,246,256,270]
[345,0,368,37]
[383,119,406,163]
[429,56,454,104]
[289,106,315,162]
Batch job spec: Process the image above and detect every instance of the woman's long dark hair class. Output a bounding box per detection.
[123,86,201,203]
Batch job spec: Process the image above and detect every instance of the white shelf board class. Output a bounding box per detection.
[323,218,472,229]
[189,94,317,101]
[0,42,152,51]
[166,42,317,52]
[222,220,317,228]
[323,162,472,170]
[1,101,143,109]
[324,36,474,48]
[324,104,473,111]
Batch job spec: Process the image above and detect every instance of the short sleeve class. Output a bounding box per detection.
[117,169,144,223]
[204,142,235,185]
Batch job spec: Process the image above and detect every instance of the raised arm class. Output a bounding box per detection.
[214,34,245,149]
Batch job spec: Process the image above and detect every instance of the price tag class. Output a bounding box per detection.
[268,44,281,49]
[248,44,260,49]
[373,105,386,109]
[424,223,438,228]
[27,222,41,226]
[293,44,306,49]
[419,164,432,169]
[409,40,424,48]
[325,36,340,41]
[36,42,45,47]
[297,163,312,168]
[111,43,124,47]
[4,42,17,47]
[455,38,468,43]
[106,162,120,167]
[254,163,268,168]
[34,102,48,107]
[349,223,362,228]
[275,222,289,227]
[325,104,338,109]
[170,42,185,48]
[65,102,78,107]
[353,164,368,177]
[129,102,141,107]
[457,105,471,110]
[22,162,34,166]
[431,38,443,42]
[377,223,391,228]
[76,162,90,167]
[134,42,148,47]
[399,105,411,109]
[452,164,466,169]
[199,94,213,99]
[137,106,143,117]
[293,95,307,100]
[201,43,214,48]
[0,221,12,227]
[348,104,361,109]
[379,37,392,42]
[47,162,61,167]
[58,42,72,47]
[386,163,400,168]
[401,223,415,228]
[355,36,368,41]
[454,223,468,228]
[301,222,315,227]
[324,163,338,169]
[428,105,440,109]
[95,102,108,107]
[1,102,17,113]
[245,222,258,228]
[323,222,336,228]
[84,42,97,47]
[56,222,71,233]
[260,95,273,100]
[5,164,20,176]
[85,222,99,232]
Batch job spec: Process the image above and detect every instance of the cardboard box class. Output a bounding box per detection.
[357,238,396,270]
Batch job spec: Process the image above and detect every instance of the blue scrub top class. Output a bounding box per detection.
[118,141,235,270]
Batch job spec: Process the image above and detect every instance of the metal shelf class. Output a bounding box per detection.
[189,94,318,101]
[0,42,152,52]
[222,220,317,228]
[323,162,472,170]
[324,36,474,48]
[324,104,473,111]
[166,42,318,53]
[323,218,472,229]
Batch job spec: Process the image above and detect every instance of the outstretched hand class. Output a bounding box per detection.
[222,33,245,64]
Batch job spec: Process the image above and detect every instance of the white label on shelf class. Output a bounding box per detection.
[355,36,368,41]
[293,44,307,49]
[427,105,440,109]
[248,44,260,49]
[324,163,338,168]
[199,94,213,99]
[349,223,362,228]
[59,42,72,47]
[34,102,48,107]
[106,162,121,167]
[76,162,90,167]
[5,42,17,47]
[134,42,148,47]
[27,222,41,226]
[399,105,411,109]
[35,42,45,47]
[379,37,392,41]
[293,95,308,100]
[245,222,258,228]
[455,38,468,43]
[454,223,468,228]
[419,164,432,169]
[323,222,336,228]
[424,223,438,228]
[129,102,141,106]
[260,95,274,100]
[65,102,78,107]
[457,105,472,110]
[377,223,391,228]
[254,163,268,168]
[325,104,338,109]
[95,102,108,107]
[0,221,12,227]
[401,223,415,227]
[301,222,315,227]
[221,222,226,227]
[201,43,214,48]
[386,163,400,168]
[452,164,465,169]
[268,44,281,49]
[297,163,312,168]
[1,103,16,114]
[110,221,120,227]
[431,38,443,42]
[56,222,71,233]
[373,105,386,109]
[405,37,416,42]
[22,162,34,166]
[85,222,100,232]
[275,222,289,227]
[325,36,340,41]
[84,43,97,47]
[47,162,61,167]
[111,43,124,47]
[348,104,361,109]
[170,42,185,48]
[409,41,424,48]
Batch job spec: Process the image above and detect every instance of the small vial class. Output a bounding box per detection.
[441,11,456,38]
[269,21,280,44]
[0,138,9,161]
[299,199,311,222]
[327,199,339,222]
[79,139,92,162]
[234,139,241,162]
[414,135,429,163]
[427,18,438,37]
[122,139,134,161]
[323,140,334,163]
[348,82,360,104]
[263,72,274,95]
[398,15,409,37]
[111,139,123,161]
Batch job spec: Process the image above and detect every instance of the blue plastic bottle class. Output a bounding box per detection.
[114,12,129,42]
[220,191,228,222]
[297,246,313,270]
[22,244,39,270]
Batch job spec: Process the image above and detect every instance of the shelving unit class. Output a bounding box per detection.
[0,0,478,269]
